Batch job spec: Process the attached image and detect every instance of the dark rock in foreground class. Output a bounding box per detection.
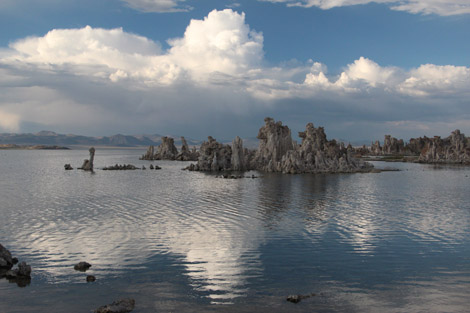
[187,118,372,174]
[94,298,135,313]
[0,244,14,269]
[87,275,96,282]
[74,261,91,272]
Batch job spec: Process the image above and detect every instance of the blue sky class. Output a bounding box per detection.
[0,0,469,142]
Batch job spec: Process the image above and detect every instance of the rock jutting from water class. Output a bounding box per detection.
[79,147,95,171]
[418,130,470,164]
[186,117,373,174]
[102,164,138,170]
[176,137,199,161]
[140,136,199,161]
[74,261,92,272]
[0,244,15,270]
[362,130,470,164]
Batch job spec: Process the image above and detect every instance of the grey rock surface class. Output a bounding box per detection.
[79,147,95,171]
[418,129,470,164]
[187,117,373,174]
[155,137,178,160]
[0,244,14,269]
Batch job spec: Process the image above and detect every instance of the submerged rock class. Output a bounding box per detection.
[17,261,31,277]
[286,293,316,303]
[74,261,91,272]
[86,275,96,282]
[94,298,135,313]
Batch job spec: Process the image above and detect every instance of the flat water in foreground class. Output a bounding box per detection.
[0,149,469,312]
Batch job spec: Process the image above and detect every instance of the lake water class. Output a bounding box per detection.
[1,149,469,312]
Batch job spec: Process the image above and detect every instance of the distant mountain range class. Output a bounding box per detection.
[0,131,201,147]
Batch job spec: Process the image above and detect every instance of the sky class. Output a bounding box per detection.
[0,0,469,143]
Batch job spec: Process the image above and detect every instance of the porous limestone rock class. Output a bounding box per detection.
[186,136,232,171]
[79,147,95,171]
[155,137,178,160]
[252,117,295,172]
[139,145,155,160]
[231,136,246,171]
[418,129,470,164]
[176,137,199,161]
[187,118,373,174]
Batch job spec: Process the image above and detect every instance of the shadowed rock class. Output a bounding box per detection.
[0,244,14,269]
[64,164,73,170]
[186,136,233,171]
[74,261,91,272]
[87,275,96,282]
[102,164,138,170]
[79,147,95,171]
[155,137,178,160]
[418,130,470,164]
[176,137,199,161]
[139,145,155,160]
[94,298,135,313]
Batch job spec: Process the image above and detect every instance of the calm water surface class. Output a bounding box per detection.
[1,149,469,312]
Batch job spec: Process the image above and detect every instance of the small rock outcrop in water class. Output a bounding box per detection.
[74,261,91,272]
[64,164,73,170]
[94,298,135,313]
[187,118,372,174]
[79,147,95,171]
[286,293,316,303]
[86,275,96,282]
[418,130,470,164]
[102,164,138,170]
[1,245,32,287]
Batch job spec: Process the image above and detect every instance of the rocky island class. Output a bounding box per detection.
[186,117,373,174]
[360,129,470,164]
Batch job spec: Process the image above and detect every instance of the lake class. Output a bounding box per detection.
[1,149,469,312]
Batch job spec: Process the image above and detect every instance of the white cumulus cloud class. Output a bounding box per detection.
[260,0,470,16]
[0,9,469,140]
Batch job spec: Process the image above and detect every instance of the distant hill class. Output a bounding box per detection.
[0,131,201,147]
